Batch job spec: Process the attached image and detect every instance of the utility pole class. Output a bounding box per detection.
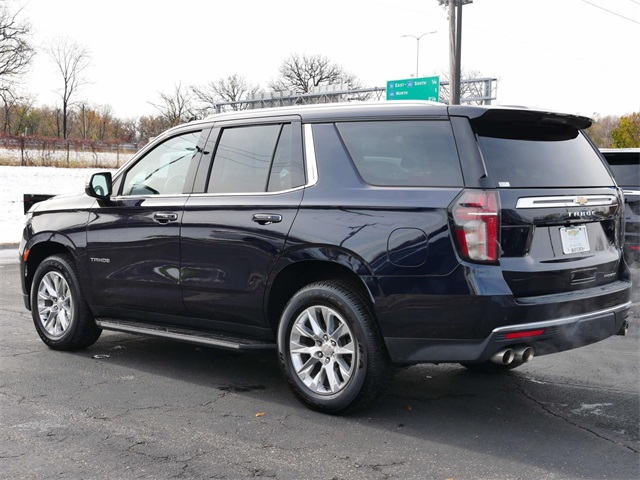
[454,0,464,104]
[439,0,472,105]
[448,1,457,105]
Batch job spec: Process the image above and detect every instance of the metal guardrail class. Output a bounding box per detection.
[211,78,497,113]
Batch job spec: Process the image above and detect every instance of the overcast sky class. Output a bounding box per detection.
[19,0,640,119]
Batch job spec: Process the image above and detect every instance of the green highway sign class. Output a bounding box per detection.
[386,76,440,102]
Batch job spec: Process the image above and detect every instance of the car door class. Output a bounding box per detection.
[180,119,305,333]
[86,127,208,318]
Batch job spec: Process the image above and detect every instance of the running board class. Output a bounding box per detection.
[95,319,276,351]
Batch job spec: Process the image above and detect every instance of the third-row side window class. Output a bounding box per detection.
[336,120,464,187]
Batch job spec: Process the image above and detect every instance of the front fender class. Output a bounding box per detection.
[21,231,94,308]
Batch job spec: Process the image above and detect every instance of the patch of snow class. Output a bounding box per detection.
[0,166,117,245]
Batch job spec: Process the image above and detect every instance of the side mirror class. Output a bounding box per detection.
[85,172,113,199]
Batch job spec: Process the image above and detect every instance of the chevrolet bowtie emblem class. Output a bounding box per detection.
[576,196,588,205]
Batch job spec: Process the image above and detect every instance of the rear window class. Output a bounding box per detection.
[475,122,615,188]
[601,151,640,187]
[336,120,463,187]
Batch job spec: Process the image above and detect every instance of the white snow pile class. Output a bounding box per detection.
[0,166,116,245]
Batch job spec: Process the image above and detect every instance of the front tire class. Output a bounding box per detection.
[31,254,101,350]
[277,281,391,414]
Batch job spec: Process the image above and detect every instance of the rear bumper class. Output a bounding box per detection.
[384,301,631,364]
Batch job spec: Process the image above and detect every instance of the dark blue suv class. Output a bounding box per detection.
[19,102,632,413]
[600,148,640,266]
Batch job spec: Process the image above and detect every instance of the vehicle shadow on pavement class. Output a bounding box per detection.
[66,329,639,480]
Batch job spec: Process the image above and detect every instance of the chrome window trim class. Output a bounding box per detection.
[622,190,640,196]
[112,184,307,200]
[110,194,191,200]
[189,185,306,197]
[304,123,319,187]
[516,194,617,209]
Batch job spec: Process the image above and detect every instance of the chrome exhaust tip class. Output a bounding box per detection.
[513,346,534,363]
[490,348,515,365]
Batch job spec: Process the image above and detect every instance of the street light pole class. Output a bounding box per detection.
[401,31,436,78]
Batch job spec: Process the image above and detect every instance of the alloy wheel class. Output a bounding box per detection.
[37,271,73,337]
[289,305,357,395]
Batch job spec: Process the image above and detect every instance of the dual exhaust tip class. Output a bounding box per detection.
[490,346,535,365]
[491,319,628,364]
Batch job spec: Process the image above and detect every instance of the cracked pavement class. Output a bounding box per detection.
[1,260,638,479]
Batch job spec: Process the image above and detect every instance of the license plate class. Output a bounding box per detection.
[560,225,590,254]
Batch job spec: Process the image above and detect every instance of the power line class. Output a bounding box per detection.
[579,0,640,24]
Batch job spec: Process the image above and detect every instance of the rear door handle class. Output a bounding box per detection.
[252,213,282,225]
[153,212,179,224]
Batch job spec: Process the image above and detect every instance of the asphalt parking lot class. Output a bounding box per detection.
[1,256,638,479]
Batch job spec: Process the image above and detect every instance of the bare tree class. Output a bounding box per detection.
[0,2,34,133]
[269,53,362,94]
[0,87,17,133]
[438,69,493,105]
[150,82,194,127]
[137,114,168,143]
[0,87,32,134]
[192,74,260,114]
[46,37,91,138]
[97,104,112,141]
[0,3,34,89]
[0,88,39,136]
[587,115,621,148]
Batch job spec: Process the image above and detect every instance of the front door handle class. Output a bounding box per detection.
[153,212,178,224]
[252,213,282,225]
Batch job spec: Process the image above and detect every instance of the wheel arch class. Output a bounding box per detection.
[265,247,380,334]
[23,233,80,305]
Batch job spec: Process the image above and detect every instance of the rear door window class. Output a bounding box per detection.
[207,123,305,194]
[475,123,614,188]
[336,120,464,187]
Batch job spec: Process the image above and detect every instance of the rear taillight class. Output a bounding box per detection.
[450,190,500,263]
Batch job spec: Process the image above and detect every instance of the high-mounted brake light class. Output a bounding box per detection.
[450,190,500,263]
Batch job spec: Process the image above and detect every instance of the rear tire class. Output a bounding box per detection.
[277,281,391,414]
[31,254,101,350]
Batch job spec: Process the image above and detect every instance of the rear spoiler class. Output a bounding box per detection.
[23,194,55,214]
[454,106,593,130]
